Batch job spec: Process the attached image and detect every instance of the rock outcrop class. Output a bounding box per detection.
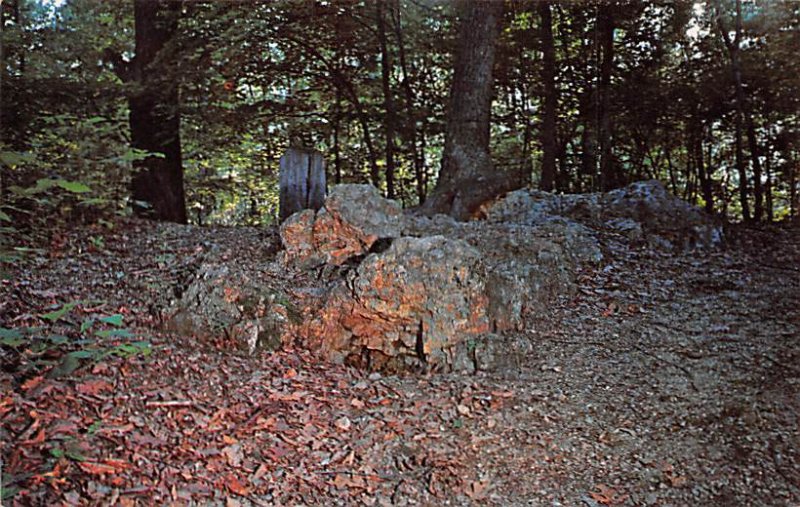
[280,184,403,267]
[283,189,602,372]
[166,262,296,354]
[481,180,723,250]
[170,180,722,373]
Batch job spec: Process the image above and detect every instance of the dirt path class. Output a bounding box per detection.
[467,227,800,506]
[2,221,798,506]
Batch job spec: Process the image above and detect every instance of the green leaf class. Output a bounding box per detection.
[95,328,133,339]
[80,318,96,333]
[0,327,26,347]
[1,485,21,500]
[68,350,97,359]
[49,448,65,458]
[0,210,10,222]
[87,420,103,434]
[55,180,91,193]
[98,314,124,327]
[47,335,70,345]
[41,302,78,323]
[29,179,58,194]
[0,150,35,168]
[48,353,82,378]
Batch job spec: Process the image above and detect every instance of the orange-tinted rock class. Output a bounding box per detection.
[280,184,403,266]
[300,236,491,370]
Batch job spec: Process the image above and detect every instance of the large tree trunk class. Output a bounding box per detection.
[715,0,751,221]
[130,0,187,223]
[376,0,397,199]
[597,4,617,191]
[420,0,509,220]
[538,1,557,192]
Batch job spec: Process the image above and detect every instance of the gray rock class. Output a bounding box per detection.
[165,263,295,353]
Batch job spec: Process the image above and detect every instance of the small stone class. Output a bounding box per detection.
[335,416,352,431]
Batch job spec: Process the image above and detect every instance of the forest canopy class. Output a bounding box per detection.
[1,0,798,234]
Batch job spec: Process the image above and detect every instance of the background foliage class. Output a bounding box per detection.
[1,0,798,235]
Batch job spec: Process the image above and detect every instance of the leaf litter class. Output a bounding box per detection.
[1,218,798,505]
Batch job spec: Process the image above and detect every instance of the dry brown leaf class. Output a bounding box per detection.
[465,479,490,499]
[226,474,251,496]
[76,379,113,396]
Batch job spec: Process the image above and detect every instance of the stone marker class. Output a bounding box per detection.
[279,148,326,222]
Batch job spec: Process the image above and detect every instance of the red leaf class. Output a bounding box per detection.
[78,462,119,475]
[76,379,113,396]
[21,376,45,391]
[225,474,250,496]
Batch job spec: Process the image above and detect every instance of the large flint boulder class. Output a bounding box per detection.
[481,180,723,250]
[300,236,492,371]
[286,186,602,372]
[166,262,296,353]
[280,184,403,266]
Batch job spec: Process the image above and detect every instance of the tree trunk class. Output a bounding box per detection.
[597,4,616,191]
[580,89,598,190]
[421,0,508,220]
[376,0,396,199]
[130,0,187,223]
[391,0,425,204]
[745,114,763,221]
[332,88,342,184]
[279,148,326,222]
[715,0,751,221]
[695,126,714,214]
[538,1,557,192]
[764,138,773,222]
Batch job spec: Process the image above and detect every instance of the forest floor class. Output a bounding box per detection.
[1,218,799,506]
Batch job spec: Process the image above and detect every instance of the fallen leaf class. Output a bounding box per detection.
[78,462,120,475]
[225,474,250,495]
[589,484,628,505]
[76,379,113,396]
[465,479,490,499]
[22,376,45,391]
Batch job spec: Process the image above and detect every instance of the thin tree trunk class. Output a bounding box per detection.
[332,88,342,184]
[764,137,773,222]
[597,3,616,191]
[715,0,751,221]
[580,90,597,190]
[391,0,425,204]
[746,114,763,220]
[538,1,557,192]
[376,0,396,199]
[695,125,714,214]
[130,0,187,223]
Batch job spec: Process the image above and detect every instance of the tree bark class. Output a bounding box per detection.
[694,125,714,214]
[391,0,425,204]
[745,114,764,221]
[420,0,509,220]
[538,1,557,192]
[130,0,187,223]
[715,0,751,221]
[376,0,396,199]
[597,4,616,191]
